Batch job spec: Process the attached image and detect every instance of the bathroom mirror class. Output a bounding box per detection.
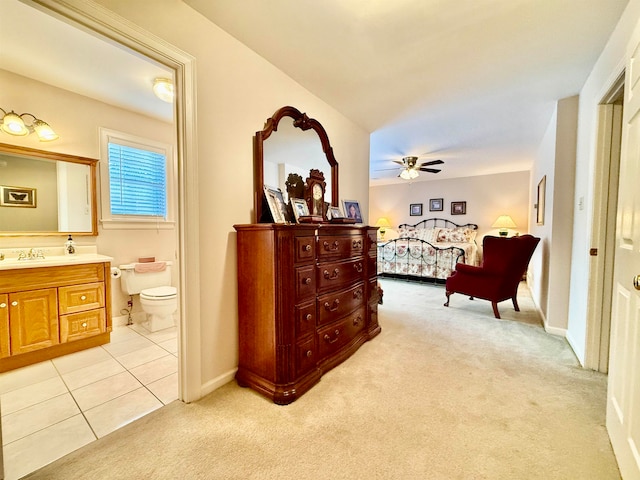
[0,142,98,236]
[254,106,338,223]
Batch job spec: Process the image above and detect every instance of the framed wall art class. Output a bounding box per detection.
[429,198,443,212]
[451,201,466,215]
[410,203,423,216]
[536,175,546,225]
[0,185,37,208]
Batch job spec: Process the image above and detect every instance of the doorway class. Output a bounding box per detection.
[585,73,624,372]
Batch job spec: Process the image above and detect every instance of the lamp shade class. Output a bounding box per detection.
[375,217,392,228]
[1,111,28,136]
[491,215,517,229]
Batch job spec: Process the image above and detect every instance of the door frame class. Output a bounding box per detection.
[584,71,624,373]
[29,0,202,402]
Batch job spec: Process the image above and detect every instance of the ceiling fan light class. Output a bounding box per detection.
[33,119,59,141]
[409,169,419,179]
[399,169,411,180]
[1,111,29,136]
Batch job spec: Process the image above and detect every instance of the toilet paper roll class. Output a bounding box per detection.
[111,267,122,279]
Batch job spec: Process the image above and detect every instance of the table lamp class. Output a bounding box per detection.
[375,217,392,240]
[492,215,517,236]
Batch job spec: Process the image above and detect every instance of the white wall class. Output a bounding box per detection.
[0,68,177,319]
[529,96,578,335]
[369,171,530,244]
[93,0,371,393]
[567,0,640,364]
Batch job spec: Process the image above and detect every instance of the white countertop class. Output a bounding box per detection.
[0,246,113,271]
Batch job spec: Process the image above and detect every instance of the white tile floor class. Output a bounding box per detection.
[0,323,178,480]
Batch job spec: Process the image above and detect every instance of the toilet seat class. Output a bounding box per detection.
[140,286,177,300]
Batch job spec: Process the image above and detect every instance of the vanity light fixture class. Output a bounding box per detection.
[152,77,174,103]
[0,108,59,141]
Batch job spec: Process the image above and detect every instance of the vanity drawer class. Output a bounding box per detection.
[317,282,365,327]
[317,307,365,360]
[0,263,105,293]
[317,257,365,293]
[60,308,106,343]
[58,282,105,314]
[295,236,316,263]
[317,235,364,260]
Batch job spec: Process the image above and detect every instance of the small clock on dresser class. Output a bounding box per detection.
[305,169,326,219]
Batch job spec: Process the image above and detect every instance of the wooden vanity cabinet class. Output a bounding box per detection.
[234,223,380,404]
[0,261,112,372]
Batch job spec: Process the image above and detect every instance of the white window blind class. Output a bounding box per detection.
[107,143,167,218]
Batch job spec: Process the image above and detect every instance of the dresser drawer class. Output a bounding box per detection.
[317,235,364,260]
[295,236,316,263]
[295,265,316,302]
[295,302,316,337]
[295,336,317,377]
[317,307,366,360]
[317,257,365,293]
[317,282,365,327]
[59,308,106,343]
[58,282,105,315]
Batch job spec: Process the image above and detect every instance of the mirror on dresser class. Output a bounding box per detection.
[254,106,339,223]
[0,142,98,236]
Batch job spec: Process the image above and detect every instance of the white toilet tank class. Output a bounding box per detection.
[119,261,173,295]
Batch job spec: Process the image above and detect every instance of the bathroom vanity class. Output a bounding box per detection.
[0,252,112,372]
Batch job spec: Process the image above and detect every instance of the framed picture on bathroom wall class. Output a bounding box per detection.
[0,185,37,208]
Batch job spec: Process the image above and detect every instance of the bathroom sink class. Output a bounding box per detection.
[0,253,113,270]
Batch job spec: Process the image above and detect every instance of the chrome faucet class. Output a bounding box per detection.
[17,250,27,261]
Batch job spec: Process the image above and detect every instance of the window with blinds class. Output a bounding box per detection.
[107,143,167,217]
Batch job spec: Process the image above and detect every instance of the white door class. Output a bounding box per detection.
[607,29,640,480]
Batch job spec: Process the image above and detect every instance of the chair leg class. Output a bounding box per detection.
[512,296,520,312]
[444,291,452,307]
[491,302,501,319]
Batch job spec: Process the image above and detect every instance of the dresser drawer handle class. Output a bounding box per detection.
[305,313,313,321]
[80,295,87,301]
[303,277,312,285]
[0,303,6,308]
[11,301,18,307]
[324,329,340,344]
[353,263,363,273]
[353,316,362,327]
[353,289,363,299]
[323,268,340,280]
[352,239,362,249]
[306,350,313,358]
[324,299,340,312]
[303,244,312,252]
[323,241,339,251]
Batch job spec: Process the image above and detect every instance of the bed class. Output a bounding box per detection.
[377,218,479,283]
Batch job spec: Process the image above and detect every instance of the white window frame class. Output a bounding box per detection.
[99,128,175,230]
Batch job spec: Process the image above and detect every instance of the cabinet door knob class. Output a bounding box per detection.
[306,350,313,358]
[11,301,18,307]
[80,295,87,301]
[303,244,311,252]
[0,303,6,308]
[82,322,87,328]
[305,313,313,321]
[303,277,312,285]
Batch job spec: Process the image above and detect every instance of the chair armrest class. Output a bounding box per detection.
[454,263,483,275]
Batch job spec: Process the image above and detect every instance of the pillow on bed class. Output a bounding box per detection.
[414,228,437,243]
[398,226,416,238]
[436,227,476,243]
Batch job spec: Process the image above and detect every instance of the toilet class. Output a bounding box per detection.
[119,261,177,332]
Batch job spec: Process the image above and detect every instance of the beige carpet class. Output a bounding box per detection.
[26,279,620,479]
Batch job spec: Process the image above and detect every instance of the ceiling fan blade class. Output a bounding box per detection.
[420,159,444,166]
[392,160,404,165]
[419,168,441,173]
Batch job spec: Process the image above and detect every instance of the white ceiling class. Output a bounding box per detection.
[184,0,629,185]
[0,0,173,123]
[1,1,629,185]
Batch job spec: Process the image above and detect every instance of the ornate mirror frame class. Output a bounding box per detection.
[254,106,339,223]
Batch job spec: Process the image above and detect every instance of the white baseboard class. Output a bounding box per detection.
[544,324,567,337]
[200,368,238,398]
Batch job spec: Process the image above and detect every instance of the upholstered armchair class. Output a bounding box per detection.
[444,234,540,319]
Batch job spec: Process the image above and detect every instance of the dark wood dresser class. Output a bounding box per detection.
[234,223,380,404]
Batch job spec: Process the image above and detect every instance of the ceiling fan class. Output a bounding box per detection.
[393,156,444,179]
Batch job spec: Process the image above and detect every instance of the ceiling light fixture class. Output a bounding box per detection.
[399,168,419,180]
[153,77,174,103]
[0,108,58,141]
